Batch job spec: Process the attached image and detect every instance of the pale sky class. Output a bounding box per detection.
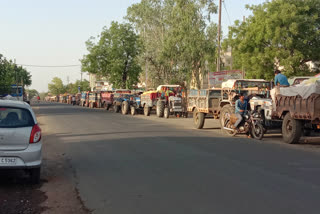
[0,0,266,92]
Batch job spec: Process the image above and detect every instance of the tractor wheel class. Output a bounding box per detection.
[156,100,165,118]
[282,113,302,144]
[220,104,234,131]
[144,105,150,116]
[193,108,205,129]
[122,101,129,115]
[131,106,136,116]
[106,104,111,111]
[164,107,170,119]
[113,104,120,113]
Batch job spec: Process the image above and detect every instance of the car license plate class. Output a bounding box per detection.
[0,157,17,165]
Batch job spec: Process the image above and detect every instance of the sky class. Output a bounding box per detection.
[0,0,266,92]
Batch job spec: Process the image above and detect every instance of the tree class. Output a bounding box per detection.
[48,77,66,95]
[0,54,32,94]
[126,0,218,89]
[81,22,142,89]
[26,89,39,99]
[65,79,90,94]
[226,0,320,80]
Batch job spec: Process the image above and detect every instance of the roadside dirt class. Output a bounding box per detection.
[0,106,90,214]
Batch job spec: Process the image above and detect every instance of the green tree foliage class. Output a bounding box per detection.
[48,77,66,95]
[126,0,217,89]
[0,54,32,94]
[26,89,39,99]
[81,22,142,89]
[226,0,320,80]
[65,79,90,94]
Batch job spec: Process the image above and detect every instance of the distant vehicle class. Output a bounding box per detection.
[0,100,42,184]
[288,76,311,86]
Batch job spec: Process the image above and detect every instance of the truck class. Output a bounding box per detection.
[187,79,272,129]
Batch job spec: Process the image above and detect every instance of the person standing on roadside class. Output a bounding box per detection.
[274,70,290,86]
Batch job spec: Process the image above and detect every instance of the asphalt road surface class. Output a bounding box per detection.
[35,102,320,214]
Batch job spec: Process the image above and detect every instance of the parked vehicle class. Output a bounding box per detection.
[101,91,114,110]
[250,77,320,144]
[0,100,42,184]
[222,110,265,140]
[128,95,143,115]
[80,92,89,107]
[188,79,272,129]
[88,92,102,108]
[140,91,158,116]
[155,85,187,118]
[288,76,311,86]
[113,93,133,114]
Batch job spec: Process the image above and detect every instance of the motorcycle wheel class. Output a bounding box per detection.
[251,122,264,140]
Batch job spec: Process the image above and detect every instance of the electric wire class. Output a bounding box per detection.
[18,64,81,68]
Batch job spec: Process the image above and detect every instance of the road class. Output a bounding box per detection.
[34,102,320,214]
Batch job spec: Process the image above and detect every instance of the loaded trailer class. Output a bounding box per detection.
[187,79,272,129]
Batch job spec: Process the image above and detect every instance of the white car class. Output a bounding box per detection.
[0,100,42,183]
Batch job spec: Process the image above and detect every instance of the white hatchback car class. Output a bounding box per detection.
[0,100,42,183]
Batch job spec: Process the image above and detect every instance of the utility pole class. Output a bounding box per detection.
[144,26,148,90]
[216,0,222,72]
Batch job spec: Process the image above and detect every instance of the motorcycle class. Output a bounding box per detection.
[223,110,265,140]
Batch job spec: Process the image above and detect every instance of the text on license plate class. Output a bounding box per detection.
[0,157,17,165]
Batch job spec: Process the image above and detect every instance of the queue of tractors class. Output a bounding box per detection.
[51,79,320,144]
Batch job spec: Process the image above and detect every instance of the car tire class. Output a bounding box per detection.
[29,167,41,184]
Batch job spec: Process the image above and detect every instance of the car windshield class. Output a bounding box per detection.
[0,107,34,128]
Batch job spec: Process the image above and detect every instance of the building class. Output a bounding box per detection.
[89,73,113,91]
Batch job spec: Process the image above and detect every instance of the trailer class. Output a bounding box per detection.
[101,91,114,110]
[187,79,272,129]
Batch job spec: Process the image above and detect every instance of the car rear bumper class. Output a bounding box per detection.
[0,141,42,169]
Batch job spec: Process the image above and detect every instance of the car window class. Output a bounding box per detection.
[0,107,34,128]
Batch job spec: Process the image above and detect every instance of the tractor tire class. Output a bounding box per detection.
[156,101,165,118]
[282,113,302,144]
[131,106,136,116]
[122,101,129,115]
[144,105,150,116]
[193,108,205,129]
[164,107,170,119]
[220,104,234,129]
[113,104,120,113]
[106,104,111,111]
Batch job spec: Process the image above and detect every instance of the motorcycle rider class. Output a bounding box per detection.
[233,93,247,129]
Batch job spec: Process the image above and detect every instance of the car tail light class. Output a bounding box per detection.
[30,124,41,143]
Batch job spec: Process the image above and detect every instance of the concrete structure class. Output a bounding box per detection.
[89,73,112,91]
